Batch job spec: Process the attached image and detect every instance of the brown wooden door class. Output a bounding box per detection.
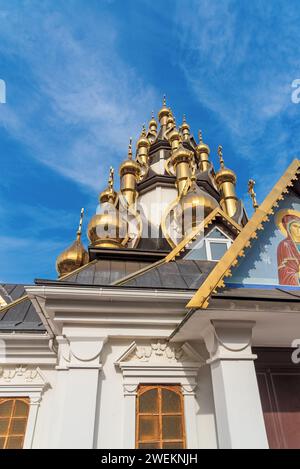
[255,348,300,449]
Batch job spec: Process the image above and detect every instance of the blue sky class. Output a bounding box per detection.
[1,0,300,283]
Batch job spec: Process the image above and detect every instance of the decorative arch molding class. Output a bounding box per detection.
[115,340,204,449]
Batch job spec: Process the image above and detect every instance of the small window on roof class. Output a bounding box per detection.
[207,227,228,239]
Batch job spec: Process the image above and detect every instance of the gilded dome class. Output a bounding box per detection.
[87,207,128,248]
[87,167,129,248]
[56,208,88,277]
[175,182,218,234]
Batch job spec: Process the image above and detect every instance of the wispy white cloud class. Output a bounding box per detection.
[0,2,158,191]
[174,0,300,195]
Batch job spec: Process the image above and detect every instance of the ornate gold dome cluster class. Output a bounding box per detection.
[56,97,240,276]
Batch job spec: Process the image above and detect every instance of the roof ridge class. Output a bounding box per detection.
[0,294,29,314]
[187,158,300,309]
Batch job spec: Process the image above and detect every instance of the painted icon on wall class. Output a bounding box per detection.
[275,209,300,286]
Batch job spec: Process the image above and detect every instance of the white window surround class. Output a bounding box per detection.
[115,341,204,449]
[205,226,232,261]
[0,366,49,449]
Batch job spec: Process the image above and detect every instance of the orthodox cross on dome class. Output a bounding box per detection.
[108,166,114,190]
[76,208,84,239]
[128,137,133,160]
[218,144,225,169]
[248,178,259,210]
[198,130,203,143]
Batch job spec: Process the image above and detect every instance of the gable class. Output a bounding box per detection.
[227,193,300,287]
[187,159,300,308]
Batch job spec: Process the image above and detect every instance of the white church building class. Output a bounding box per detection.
[1,100,300,449]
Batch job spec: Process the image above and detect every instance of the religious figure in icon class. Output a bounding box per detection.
[276,209,300,286]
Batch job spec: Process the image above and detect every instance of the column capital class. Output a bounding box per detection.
[203,320,257,364]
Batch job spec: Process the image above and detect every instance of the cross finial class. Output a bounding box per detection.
[108,166,114,190]
[198,130,203,143]
[128,138,133,159]
[77,208,84,238]
[163,94,166,106]
[218,145,225,169]
[248,178,259,210]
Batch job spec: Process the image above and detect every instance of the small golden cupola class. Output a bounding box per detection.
[148,112,158,141]
[175,168,219,236]
[181,115,191,140]
[136,125,150,179]
[87,167,128,248]
[196,130,211,172]
[56,208,89,277]
[215,145,238,218]
[119,139,141,207]
[158,95,169,128]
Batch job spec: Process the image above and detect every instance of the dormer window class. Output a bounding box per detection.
[205,227,232,261]
[184,226,232,261]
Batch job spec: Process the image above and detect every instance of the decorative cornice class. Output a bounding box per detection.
[187,159,300,309]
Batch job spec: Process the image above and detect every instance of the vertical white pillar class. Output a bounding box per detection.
[123,384,138,449]
[53,336,107,449]
[204,320,268,449]
[182,385,198,449]
[23,395,41,449]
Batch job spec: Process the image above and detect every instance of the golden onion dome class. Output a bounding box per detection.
[196,130,210,154]
[56,208,89,277]
[87,167,128,248]
[171,142,193,167]
[166,109,175,128]
[87,209,127,248]
[149,112,157,130]
[215,145,237,185]
[175,181,218,234]
[158,95,169,123]
[181,115,190,139]
[136,125,150,150]
[119,139,141,178]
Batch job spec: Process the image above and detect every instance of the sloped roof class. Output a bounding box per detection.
[121,259,215,289]
[0,284,44,332]
[187,159,300,308]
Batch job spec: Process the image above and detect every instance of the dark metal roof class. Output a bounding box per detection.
[0,284,45,332]
[61,259,152,285]
[122,260,216,289]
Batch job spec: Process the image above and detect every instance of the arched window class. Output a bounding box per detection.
[136,385,186,449]
[0,398,29,449]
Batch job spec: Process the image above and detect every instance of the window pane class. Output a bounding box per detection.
[162,389,181,413]
[210,242,228,260]
[139,415,159,441]
[14,400,28,418]
[139,442,160,449]
[163,441,184,449]
[0,400,13,417]
[208,228,227,239]
[0,418,9,436]
[6,436,23,449]
[0,437,5,449]
[162,415,183,440]
[11,419,27,436]
[139,388,158,413]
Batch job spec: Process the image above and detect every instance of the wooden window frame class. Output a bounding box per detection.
[136,384,186,449]
[0,397,30,450]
